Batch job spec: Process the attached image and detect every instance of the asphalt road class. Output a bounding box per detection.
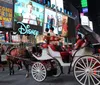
[0,67,80,85]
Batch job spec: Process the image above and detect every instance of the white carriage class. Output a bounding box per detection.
[30,42,100,85]
[30,26,100,85]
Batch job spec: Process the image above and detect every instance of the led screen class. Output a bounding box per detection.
[62,15,68,37]
[51,0,64,12]
[0,0,13,29]
[44,8,63,34]
[14,0,44,27]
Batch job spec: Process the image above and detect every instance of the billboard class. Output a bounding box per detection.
[0,0,13,29]
[62,15,68,37]
[14,0,44,35]
[80,15,89,26]
[14,0,44,27]
[44,8,63,34]
[44,8,57,34]
[51,0,64,12]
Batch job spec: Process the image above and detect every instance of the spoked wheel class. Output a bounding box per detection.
[31,62,47,82]
[74,55,100,85]
[51,60,62,77]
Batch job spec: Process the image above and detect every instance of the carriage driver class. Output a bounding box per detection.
[74,34,85,50]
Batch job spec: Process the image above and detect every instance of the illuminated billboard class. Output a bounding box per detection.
[44,8,57,34]
[0,0,13,29]
[81,0,88,7]
[62,15,68,37]
[14,0,44,35]
[44,8,63,34]
[14,0,44,27]
[80,15,89,26]
[51,0,64,12]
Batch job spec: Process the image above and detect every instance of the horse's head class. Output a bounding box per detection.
[18,48,27,56]
[10,48,19,57]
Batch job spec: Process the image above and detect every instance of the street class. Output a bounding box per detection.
[0,67,80,85]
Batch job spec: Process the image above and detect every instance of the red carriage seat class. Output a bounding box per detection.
[49,44,56,51]
[41,43,48,48]
[60,51,69,60]
[49,44,70,61]
[98,49,100,53]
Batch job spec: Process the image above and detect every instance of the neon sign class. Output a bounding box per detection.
[17,22,39,36]
[82,8,88,13]
[81,0,88,7]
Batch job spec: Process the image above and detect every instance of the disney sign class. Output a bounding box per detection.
[17,22,39,36]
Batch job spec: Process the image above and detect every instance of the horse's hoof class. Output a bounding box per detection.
[2,68,5,71]
[13,72,14,75]
[9,73,11,75]
[19,68,23,71]
[25,74,29,78]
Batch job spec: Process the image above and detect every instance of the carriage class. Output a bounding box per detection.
[30,26,100,85]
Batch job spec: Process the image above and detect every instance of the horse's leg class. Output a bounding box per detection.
[8,60,12,75]
[0,56,4,71]
[8,60,14,75]
[18,61,23,70]
[12,61,14,75]
[23,61,29,78]
[1,64,4,71]
[17,60,22,70]
[0,64,4,71]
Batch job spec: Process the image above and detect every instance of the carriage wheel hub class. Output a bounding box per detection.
[85,67,92,74]
[37,70,40,72]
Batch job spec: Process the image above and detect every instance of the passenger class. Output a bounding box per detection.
[43,28,49,42]
[49,26,55,36]
[49,27,56,44]
[81,36,88,47]
[43,28,49,36]
[44,33,50,44]
[74,34,84,50]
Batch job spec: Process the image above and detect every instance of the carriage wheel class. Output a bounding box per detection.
[51,60,62,77]
[74,55,100,85]
[31,62,47,82]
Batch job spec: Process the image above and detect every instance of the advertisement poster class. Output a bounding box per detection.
[62,15,68,37]
[50,0,64,12]
[14,0,44,27]
[56,13,62,32]
[0,0,13,29]
[44,8,62,34]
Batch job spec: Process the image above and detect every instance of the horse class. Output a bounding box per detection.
[6,46,32,77]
